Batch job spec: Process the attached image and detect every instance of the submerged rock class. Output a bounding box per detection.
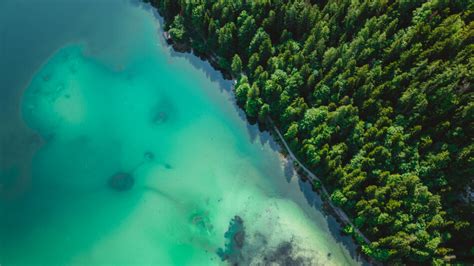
[260,241,310,266]
[217,215,245,263]
[190,210,214,234]
[108,172,134,191]
[144,151,155,161]
[152,111,168,124]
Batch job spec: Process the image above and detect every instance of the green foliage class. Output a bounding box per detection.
[330,189,348,206]
[258,103,270,123]
[217,22,236,58]
[312,180,322,190]
[343,224,354,235]
[168,15,187,43]
[234,76,249,106]
[152,0,474,263]
[245,83,262,118]
[231,54,242,77]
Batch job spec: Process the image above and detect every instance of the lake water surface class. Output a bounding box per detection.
[0,1,363,265]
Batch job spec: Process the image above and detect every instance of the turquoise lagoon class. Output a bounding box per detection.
[0,1,363,265]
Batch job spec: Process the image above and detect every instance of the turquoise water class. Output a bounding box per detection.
[1,1,362,265]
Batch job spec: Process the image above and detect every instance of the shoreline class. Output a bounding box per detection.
[152,10,376,266]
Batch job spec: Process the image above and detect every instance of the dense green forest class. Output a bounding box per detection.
[147,0,473,264]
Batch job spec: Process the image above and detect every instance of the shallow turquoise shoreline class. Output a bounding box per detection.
[1,1,363,265]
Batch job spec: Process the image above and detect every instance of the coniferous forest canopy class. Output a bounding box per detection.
[148,0,473,264]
